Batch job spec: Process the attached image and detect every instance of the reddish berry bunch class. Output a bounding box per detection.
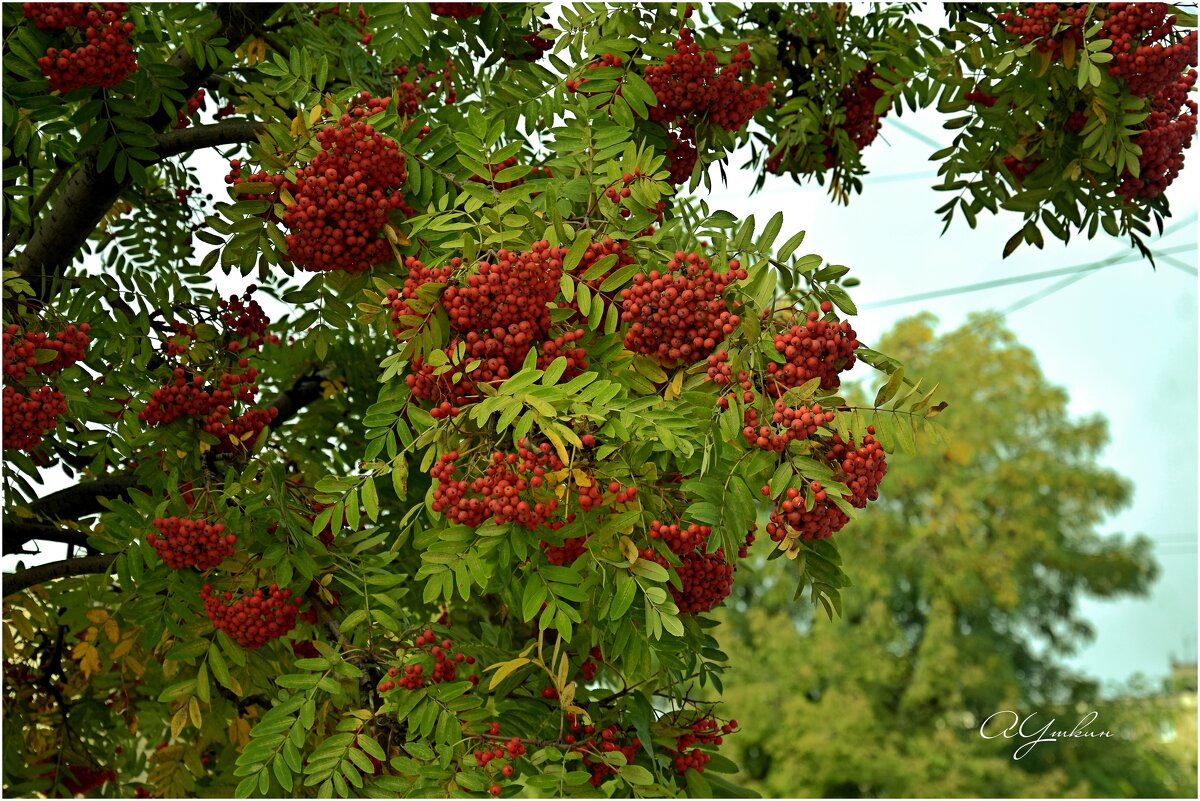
[140,364,277,452]
[393,60,458,113]
[620,253,746,366]
[825,428,888,507]
[282,95,414,273]
[430,3,484,18]
[27,2,137,91]
[1118,69,1198,199]
[443,242,564,340]
[666,124,699,185]
[1064,109,1088,133]
[766,483,850,542]
[742,402,835,452]
[2,385,67,451]
[644,28,771,132]
[580,646,603,681]
[648,520,712,555]
[315,3,373,46]
[563,716,642,787]
[838,66,889,151]
[378,630,476,691]
[1002,154,1043,182]
[997,3,1089,60]
[670,717,737,774]
[566,53,623,95]
[541,527,589,566]
[219,287,277,354]
[520,29,555,62]
[147,516,235,570]
[430,441,566,530]
[214,100,236,120]
[3,323,90,381]
[566,237,636,298]
[174,89,205,129]
[1101,4,1197,98]
[384,256,454,334]
[763,310,858,395]
[201,583,301,649]
[964,87,998,107]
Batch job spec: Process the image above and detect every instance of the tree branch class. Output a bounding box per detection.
[2,521,94,556]
[13,3,282,304]
[153,120,267,160]
[3,555,117,598]
[29,474,141,522]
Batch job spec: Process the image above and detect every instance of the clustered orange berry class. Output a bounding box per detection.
[393,60,458,112]
[2,322,89,451]
[430,2,484,19]
[139,364,277,453]
[147,516,235,570]
[763,309,859,395]
[565,52,624,95]
[640,522,754,614]
[670,717,737,774]
[174,88,205,129]
[315,2,373,46]
[742,401,835,452]
[201,583,301,649]
[377,630,477,692]
[766,482,849,542]
[430,441,567,530]
[563,716,642,787]
[620,253,746,366]
[25,2,137,91]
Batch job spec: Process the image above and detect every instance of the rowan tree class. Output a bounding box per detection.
[0,2,1193,798]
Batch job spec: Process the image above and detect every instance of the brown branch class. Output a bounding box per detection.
[2,521,93,556]
[2,555,117,598]
[153,120,267,160]
[29,474,140,522]
[13,3,282,304]
[3,165,70,258]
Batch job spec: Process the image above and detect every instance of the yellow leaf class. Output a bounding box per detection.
[619,536,638,566]
[560,681,576,710]
[72,641,102,679]
[487,657,530,690]
[188,697,203,729]
[664,369,685,401]
[1062,35,1076,69]
[123,654,145,677]
[544,429,569,465]
[85,609,109,625]
[571,469,591,488]
[308,105,324,126]
[171,705,187,740]
[103,616,120,644]
[198,441,211,455]
[290,113,304,138]
[111,637,134,659]
[83,625,98,643]
[176,449,189,459]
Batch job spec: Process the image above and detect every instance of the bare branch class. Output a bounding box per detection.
[2,522,94,556]
[153,120,267,160]
[3,555,117,598]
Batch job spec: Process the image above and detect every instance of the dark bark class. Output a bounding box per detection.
[29,474,141,522]
[2,555,117,598]
[2,521,93,556]
[153,120,267,160]
[14,3,282,303]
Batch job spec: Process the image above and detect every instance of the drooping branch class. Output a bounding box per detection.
[2,555,117,598]
[13,3,282,303]
[2,521,93,556]
[153,120,267,160]
[29,474,140,522]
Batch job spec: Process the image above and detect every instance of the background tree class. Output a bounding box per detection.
[1,3,1194,798]
[717,313,1193,798]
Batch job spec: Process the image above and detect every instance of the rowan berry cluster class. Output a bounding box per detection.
[215,100,236,120]
[2,322,89,451]
[763,309,859,395]
[1119,71,1198,198]
[567,237,636,297]
[26,2,137,91]
[964,88,998,107]
[430,3,484,18]
[766,483,850,542]
[620,253,745,366]
[670,717,737,774]
[541,529,589,565]
[997,3,1089,60]
[839,66,889,151]
[666,124,699,185]
[219,287,277,353]
[1002,154,1042,182]
[564,716,642,787]
[3,323,90,381]
[580,645,603,681]
[140,364,277,452]
[640,524,753,614]
[378,630,476,692]
[384,256,454,334]
[174,89,205,129]
[743,402,835,452]
[285,96,414,273]
[430,441,566,529]
[201,583,301,649]
[147,516,235,570]
[825,429,888,507]
[648,520,712,555]
[394,61,457,113]
[1101,4,1196,97]
[2,385,68,451]
[645,27,771,133]
[520,29,555,62]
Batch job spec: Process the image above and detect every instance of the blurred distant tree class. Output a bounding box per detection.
[716,313,1193,797]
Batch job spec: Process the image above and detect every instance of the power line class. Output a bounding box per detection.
[861,243,1196,309]
[884,117,945,149]
[1160,254,1197,276]
[1001,270,1095,316]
